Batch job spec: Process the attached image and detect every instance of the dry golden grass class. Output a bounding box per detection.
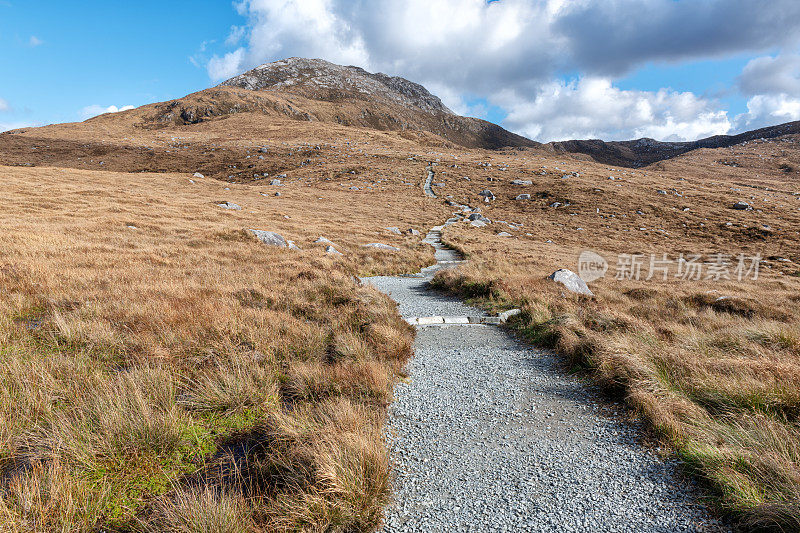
[427,138,800,528]
[0,163,448,530]
[2,108,800,530]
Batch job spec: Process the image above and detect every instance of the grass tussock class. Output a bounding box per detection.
[0,165,433,531]
[433,242,800,529]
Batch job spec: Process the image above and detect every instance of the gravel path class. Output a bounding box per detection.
[423,167,436,198]
[364,226,726,532]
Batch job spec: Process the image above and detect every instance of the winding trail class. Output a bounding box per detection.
[422,166,437,198]
[365,223,724,532]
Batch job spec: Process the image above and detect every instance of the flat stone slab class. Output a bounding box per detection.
[406,314,518,326]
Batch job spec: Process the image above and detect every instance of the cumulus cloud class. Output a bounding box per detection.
[732,54,800,131]
[207,48,247,81]
[497,78,730,142]
[28,35,43,47]
[0,97,9,112]
[211,0,800,86]
[734,94,800,132]
[80,104,136,120]
[738,54,800,96]
[204,0,800,141]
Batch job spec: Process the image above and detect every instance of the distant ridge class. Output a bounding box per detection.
[547,121,800,167]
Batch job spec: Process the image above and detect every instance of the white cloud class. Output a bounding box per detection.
[0,97,8,112]
[0,121,36,133]
[28,35,43,47]
[207,48,247,81]
[225,25,247,46]
[497,78,731,142]
[200,0,800,141]
[80,104,136,120]
[734,94,800,132]
[732,53,800,131]
[211,0,800,87]
[738,54,800,96]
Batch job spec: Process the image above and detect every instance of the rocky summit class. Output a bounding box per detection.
[220,57,454,115]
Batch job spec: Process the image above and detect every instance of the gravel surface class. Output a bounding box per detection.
[364,226,726,532]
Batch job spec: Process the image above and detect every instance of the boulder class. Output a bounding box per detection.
[217,201,241,210]
[363,243,400,251]
[548,269,594,296]
[325,245,342,255]
[314,236,334,245]
[470,220,488,228]
[248,229,287,247]
[732,201,751,210]
[193,172,205,179]
[385,227,402,235]
[407,228,421,236]
[497,231,512,237]
[515,194,531,200]
[511,179,532,185]
[467,213,491,223]
[270,179,282,186]
[478,189,495,200]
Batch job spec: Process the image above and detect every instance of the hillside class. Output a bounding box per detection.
[548,121,800,167]
[1,56,800,530]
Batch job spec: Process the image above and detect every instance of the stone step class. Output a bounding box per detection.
[404,309,521,327]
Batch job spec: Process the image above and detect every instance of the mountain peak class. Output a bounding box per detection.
[219,57,454,115]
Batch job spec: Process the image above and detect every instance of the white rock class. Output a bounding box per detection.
[548,269,594,296]
[363,243,400,251]
[248,229,287,247]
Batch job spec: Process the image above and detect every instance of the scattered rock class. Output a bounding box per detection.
[364,243,400,251]
[270,179,282,186]
[511,179,532,185]
[478,189,495,200]
[217,201,241,210]
[732,201,751,210]
[248,229,287,247]
[386,227,402,235]
[314,236,334,244]
[497,231,512,237]
[467,213,490,223]
[193,172,204,179]
[548,269,594,296]
[407,228,421,236]
[325,245,342,255]
[470,220,488,228]
[515,194,531,201]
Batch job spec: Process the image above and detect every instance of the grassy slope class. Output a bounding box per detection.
[0,163,447,531]
[1,112,800,530]
[429,138,800,530]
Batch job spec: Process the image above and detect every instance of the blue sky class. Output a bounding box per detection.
[2,1,800,141]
